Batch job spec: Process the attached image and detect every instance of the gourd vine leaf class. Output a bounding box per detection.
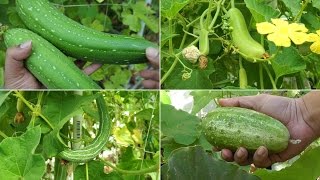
[244,0,281,23]
[163,146,260,180]
[254,146,320,180]
[161,0,190,19]
[161,104,201,145]
[0,126,46,180]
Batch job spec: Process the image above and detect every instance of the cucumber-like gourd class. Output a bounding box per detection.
[59,94,110,162]
[199,29,209,56]
[228,8,266,62]
[239,67,248,89]
[202,107,290,153]
[4,28,100,89]
[16,0,157,65]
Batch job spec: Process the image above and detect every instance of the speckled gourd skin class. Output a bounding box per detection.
[202,107,290,153]
[16,0,157,64]
[4,28,100,89]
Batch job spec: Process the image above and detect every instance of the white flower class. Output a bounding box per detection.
[182,45,200,64]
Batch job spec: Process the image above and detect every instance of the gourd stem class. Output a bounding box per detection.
[101,159,159,175]
[263,63,277,89]
[209,0,222,29]
[259,64,265,89]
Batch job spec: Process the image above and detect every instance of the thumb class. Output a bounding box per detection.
[146,47,159,68]
[5,40,32,71]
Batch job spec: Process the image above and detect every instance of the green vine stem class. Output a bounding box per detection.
[231,0,235,8]
[161,38,199,84]
[259,63,265,89]
[209,0,222,30]
[168,18,173,54]
[101,159,159,175]
[13,91,54,129]
[263,63,277,89]
[0,131,8,138]
[293,0,310,22]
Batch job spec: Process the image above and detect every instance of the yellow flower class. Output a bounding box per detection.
[307,30,320,54]
[256,19,309,47]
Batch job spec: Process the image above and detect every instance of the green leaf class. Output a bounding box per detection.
[312,0,320,10]
[161,0,190,19]
[244,0,281,22]
[161,104,201,145]
[190,91,222,115]
[282,0,301,17]
[254,146,320,180]
[164,146,260,180]
[0,0,8,4]
[160,91,171,105]
[270,46,306,81]
[0,91,10,107]
[122,11,141,32]
[75,161,122,180]
[164,58,215,89]
[0,127,46,179]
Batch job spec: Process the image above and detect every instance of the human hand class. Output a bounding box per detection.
[215,94,319,168]
[139,47,159,89]
[4,41,102,89]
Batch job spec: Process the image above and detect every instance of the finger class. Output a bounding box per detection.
[83,63,102,75]
[221,149,234,162]
[218,94,268,110]
[253,146,272,168]
[142,80,159,89]
[140,69,159,81]
[5,41,32,71]
[234,147,251,166]
[146,47,159,68]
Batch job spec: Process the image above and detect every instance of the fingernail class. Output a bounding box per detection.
[19,40,32,49]
[146,47,159,59]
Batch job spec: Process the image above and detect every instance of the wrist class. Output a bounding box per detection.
[298,92,320,137]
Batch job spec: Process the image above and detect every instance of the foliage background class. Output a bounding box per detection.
[0,0,159,89]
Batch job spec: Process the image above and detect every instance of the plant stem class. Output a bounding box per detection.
[168,18,173,54]
[293,0,310,22]
[259,63,264,89]
[86,163,89,180]
[101,159,159,175]
[161,39,199,84]
[209,0,222,29]
[231,0,235,8]
[0,131,8,138]
[263,63,277,89]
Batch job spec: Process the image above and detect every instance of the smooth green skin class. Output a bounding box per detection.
[59,95,111,162]
[239,67,248,89]
[228,8,266,61]
[199,29,209,56]
[16,0,158,65]
[4,28,100,89]
[202,107,290,153]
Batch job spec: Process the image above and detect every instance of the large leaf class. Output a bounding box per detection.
[190,91,222,115]
[0,126,45,180]
[254,146,320,179]
[281,0,301,17]
[270,46,306,81]
[75,161,123,180]
[0,91,10,107]
[161,0,190,19]
[163,146,260,180]
[244,0,281,22]
[161,104,201,145]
